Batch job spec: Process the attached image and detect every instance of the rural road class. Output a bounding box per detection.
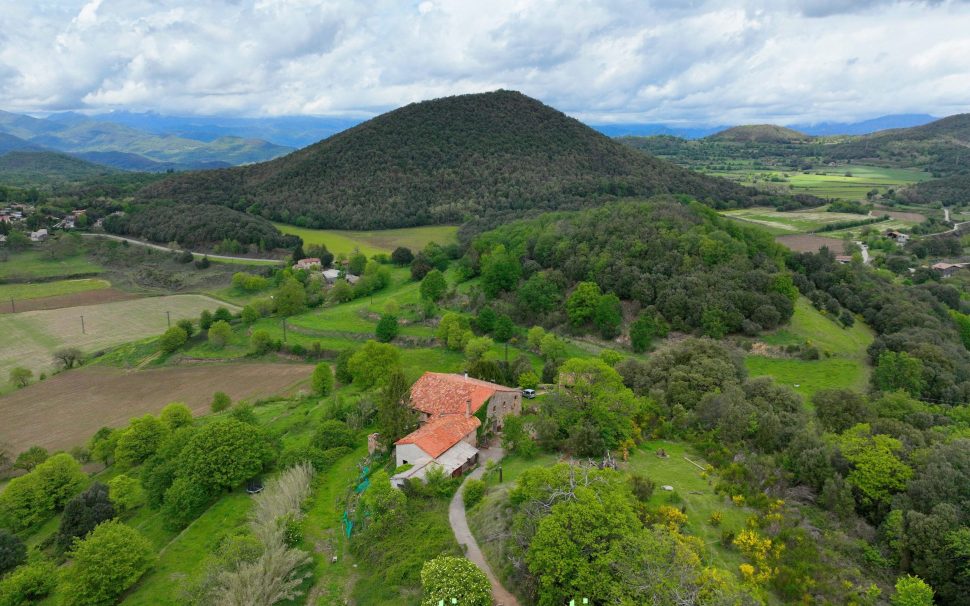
[854,241,871,264]
[449,446,521,606]
[79,233,281,264]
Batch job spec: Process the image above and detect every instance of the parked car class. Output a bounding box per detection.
[522,388,536,399]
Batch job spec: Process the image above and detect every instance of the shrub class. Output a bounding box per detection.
[213,307,233,323]
[211,391,232,412]
[107,475,146,513]
[175,318,195,338]
[518,371,539,390]
[311,363,334,396]
[375,314,399,342]
[162,477,212,530]
[335,349,354,384]
[114,415,167,468]
[312,420,356,451]
[419,269,447,301]
[347,341,401,388]
[250,330,273,355]
[0,559,58,606]
[0,530,26,576]
[629,473,655,502]
[0,453,87,531]
[8,367,32,389]
[200,309,213,331]
[420,556,490,606]
[391,246,414,266]
[208,320,232,349]
[59,521,155,606]
[13,446,48,471]
[241,305,260,324]
[462,480,486,509]
[159,402,193,430]
[159,326,188,353]
[56,483,116,551]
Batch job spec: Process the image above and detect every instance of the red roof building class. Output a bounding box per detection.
[409,372,519,418]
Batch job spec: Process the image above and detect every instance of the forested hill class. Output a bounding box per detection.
[464,197,797,341]
[708,124,809,143]
[824,113,970,174]
[136,90,809,231]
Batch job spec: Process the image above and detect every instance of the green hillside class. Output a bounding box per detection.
[709,124,810,143]
[137,90,805,232]
[0,151,117,185]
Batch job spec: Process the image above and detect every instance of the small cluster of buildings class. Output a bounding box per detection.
[0,205,27,224]
[932,262,969,278]
[292,257,360,285]
[388,372,522,488]
[53,209,86,230]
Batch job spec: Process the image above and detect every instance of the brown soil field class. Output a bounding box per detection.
[872,206,927,222]
[775,234,847,253]
[0,288,139,314]
[0,363,312,454]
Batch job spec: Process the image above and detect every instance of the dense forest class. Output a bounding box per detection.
[899,173,970,206]
[462,197,797,341]
[103,203,298,251]
[136,91,812,232]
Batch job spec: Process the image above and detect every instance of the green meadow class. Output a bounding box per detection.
[747,297,874,400]
[712,165,931,201]
[273,223,459,256]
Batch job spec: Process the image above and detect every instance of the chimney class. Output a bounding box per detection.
[465,398,472,419]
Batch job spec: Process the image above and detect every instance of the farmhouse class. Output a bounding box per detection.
[292,257,321,271]
[391,372,522,487]
[885,230,909,245]
[322,268,341,284]
[932,262,967,278]
[835,255,853,264]
[29,229,48,242]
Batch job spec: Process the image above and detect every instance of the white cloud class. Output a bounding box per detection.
[0,0,968,124]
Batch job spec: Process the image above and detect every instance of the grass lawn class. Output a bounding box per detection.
[0,250,104,280]
[274,224,459,257]
[0,278,110,301]
[627,440,748,571]
[748,297,874,400]
[121,492,254,606]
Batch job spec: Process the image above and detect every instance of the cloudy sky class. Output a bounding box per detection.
[1,0,968,125]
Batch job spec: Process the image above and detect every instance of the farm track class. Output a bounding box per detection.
[0,363,312,454]
[79,233,282,264]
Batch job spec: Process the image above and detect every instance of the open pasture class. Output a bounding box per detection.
[274,223,459,256]
[0,363,311,454]
[722,207,888,234]
[716,165,931,200]
[0,294,232,379]
[0,250,104,281]
[746,298,874,400]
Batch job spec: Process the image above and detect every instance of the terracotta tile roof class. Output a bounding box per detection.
[409,372,517,417]
[394,415,480,458]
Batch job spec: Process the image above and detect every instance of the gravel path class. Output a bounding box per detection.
[448,446,521,606]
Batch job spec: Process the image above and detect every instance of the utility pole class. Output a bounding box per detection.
[9,298,13,313]
[166,311,171,328]
[282,318,287,343]
[80,315,85,334]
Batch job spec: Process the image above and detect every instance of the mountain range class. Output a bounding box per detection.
[0,110,293,172]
